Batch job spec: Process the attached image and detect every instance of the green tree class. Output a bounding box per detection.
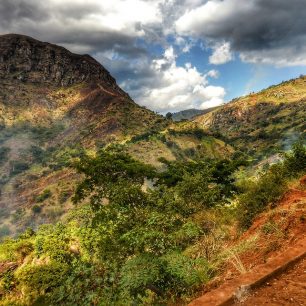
[165,112,173,120]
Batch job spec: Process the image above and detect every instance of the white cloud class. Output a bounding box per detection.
[175,0,246,36]
[86,0,162,32]
[125,46,226,112]
[206,69,219,79]
[209,42,233,65]
[174,36,195,53]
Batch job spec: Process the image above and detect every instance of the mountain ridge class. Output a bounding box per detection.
[0,34,166,234]
[0,33,127,97]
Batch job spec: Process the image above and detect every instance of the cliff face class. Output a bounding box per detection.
[0,34,126,96]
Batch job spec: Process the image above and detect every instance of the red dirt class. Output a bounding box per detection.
[239,257,306,306]
[190,184,306,305]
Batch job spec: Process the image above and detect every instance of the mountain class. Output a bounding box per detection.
[0,34,305,237]
[171,107,219,121]
[194,76,306,160]
[0,35,305,306]
[0,34,229,235]
[0,34,163,145]
[0,34,166,234]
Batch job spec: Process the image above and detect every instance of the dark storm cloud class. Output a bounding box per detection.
[0,0,48,25]
[176,0,306,65]
[210,0,306,52]
[0,0,151,57]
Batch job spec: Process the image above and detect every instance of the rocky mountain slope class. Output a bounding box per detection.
[0,34,231,235]
[0,34,162,143]
[0,34,166,235]
[194,76,306,160]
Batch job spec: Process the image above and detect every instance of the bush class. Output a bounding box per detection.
[58,189,71,204]
[32,205,42,214]
[15,262,70,301]
[36,189,52,203]
[237,141,306,229]
[0,225,11,239]
[0,146,10,166]
[283,140,306,174]
[120,255,162,297]
[10,160,30,176]
[162,253,212,293]
[237,165,287,229]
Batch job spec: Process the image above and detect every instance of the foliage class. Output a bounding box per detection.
[0,143,304,305]
[31,205,42,214]
[15,261,70,300]
[9,160,30,176]
[237,165,287,229]
[36,189,52,203]
[165,112,173,120]
[283,140,306,174]
[237,141,306,228]
[0,146,10,166]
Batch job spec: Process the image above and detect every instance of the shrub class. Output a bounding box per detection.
[32,205,42,214]
[9,160,30,176]
[162,253,212,293]
[15,262,70,301]
[0,239,34,262]
[237,165,286,229]
[0,225,11,239]
[58,189,71,204]
[30,145,46,163]
[0,146,10,166]
[283,140,306,174]
[120,255,162,297]
[36,189,52,203]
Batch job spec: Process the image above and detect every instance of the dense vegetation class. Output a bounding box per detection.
[0,141,305,305]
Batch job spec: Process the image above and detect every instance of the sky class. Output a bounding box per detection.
[1,0,306,113]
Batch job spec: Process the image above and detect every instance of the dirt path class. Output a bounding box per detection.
[239,257,306,306]
[189,180,306,306]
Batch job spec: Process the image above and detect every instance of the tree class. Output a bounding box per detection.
[165,112,173,120]
[72,150,212,301]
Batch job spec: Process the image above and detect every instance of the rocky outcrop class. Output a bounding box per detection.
[0,34,127,96]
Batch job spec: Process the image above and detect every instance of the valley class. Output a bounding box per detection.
[0,34,305,305]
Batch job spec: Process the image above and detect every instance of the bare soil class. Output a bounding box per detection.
[239,257,306,306]
[190,178,306,305]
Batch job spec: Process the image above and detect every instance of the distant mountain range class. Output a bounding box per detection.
[171,107,219,121]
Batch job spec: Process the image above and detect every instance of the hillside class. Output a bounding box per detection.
[0,34,166,235]
[171,107,219,122]
[190,178,306,305]
[0,34,232,235]
[0,34,305,306]
[0,34,163,143]
[194,76,306,160]
[0,130,304,305]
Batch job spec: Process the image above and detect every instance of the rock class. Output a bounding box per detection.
[0,34,128,98]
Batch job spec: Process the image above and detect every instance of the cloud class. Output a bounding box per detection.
[176,0,306,66]
[116,46,225,112]
[206,69,219,79]
[209,42,233,65]
[0,0,163,54]
[2,0,304,113]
